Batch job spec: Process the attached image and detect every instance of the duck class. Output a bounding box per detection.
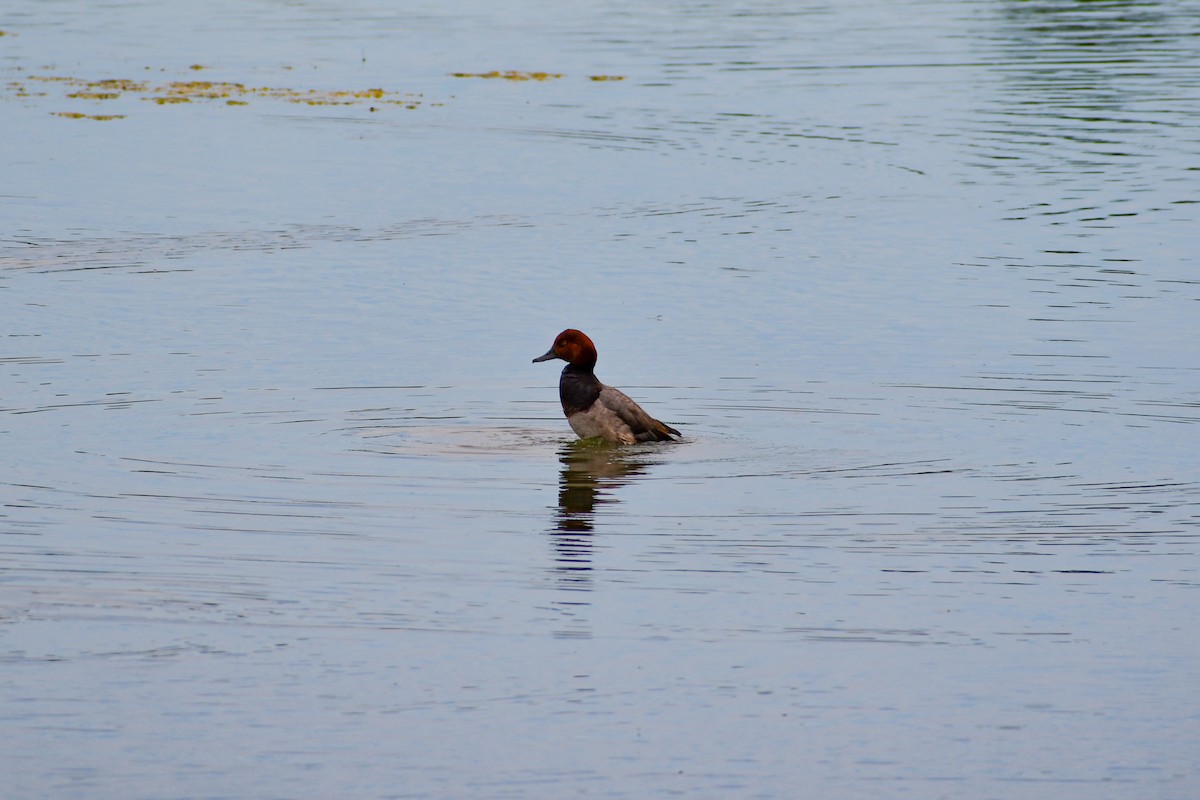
[533,329,681,444]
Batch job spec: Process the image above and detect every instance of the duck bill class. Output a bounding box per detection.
[532,349,559,363]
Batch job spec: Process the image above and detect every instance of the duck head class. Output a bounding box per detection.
[533,329,598,368]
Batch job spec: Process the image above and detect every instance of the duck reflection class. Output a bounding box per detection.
[548,441,654,592]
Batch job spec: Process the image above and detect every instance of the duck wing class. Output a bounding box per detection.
[599,385,681,442]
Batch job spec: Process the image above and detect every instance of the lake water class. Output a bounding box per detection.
[2,1,1198,798]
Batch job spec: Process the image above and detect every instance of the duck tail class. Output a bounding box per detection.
[654,420,682,440]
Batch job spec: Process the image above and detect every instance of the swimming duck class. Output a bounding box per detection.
[533,329,681,444]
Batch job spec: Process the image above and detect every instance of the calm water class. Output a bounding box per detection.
[3,1,1199,798]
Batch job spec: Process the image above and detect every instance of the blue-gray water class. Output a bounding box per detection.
[2,1,1198,798]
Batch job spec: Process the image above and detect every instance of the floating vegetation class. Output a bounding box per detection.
[451,70,563,81]
[452,70,625,83]
[53,111,125,121]
[7,65,619,122]
[67,91,122,100]
[94,78,149,93]
[9,72,428,118]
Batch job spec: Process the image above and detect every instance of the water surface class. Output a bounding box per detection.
[2,1,1198,798]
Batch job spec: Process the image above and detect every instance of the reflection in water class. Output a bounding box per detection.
[548,442,656,594]
[991,0,1183,126]
[976,0,1196,222]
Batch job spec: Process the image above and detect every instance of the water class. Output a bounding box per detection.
[2,1,1198,798]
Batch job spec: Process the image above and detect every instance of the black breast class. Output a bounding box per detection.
[559,364,602,416]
